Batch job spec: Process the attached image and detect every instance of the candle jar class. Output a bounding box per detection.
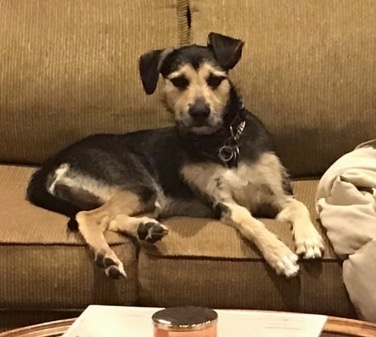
[152,306,218,337]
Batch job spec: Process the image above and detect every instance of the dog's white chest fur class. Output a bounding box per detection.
[217,164,269,210]
[181,152,285,211]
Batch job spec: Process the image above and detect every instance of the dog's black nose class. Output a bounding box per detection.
[188,100,210,122]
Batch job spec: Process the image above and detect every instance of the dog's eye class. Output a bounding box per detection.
[169,76,189,90]
[206,74,225,89]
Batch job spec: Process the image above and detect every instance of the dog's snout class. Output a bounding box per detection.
[188,99,210,122]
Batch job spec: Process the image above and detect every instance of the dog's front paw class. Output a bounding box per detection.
[263,241,299,278]
[294,225,324,259]
[137,222,168,243]
[94,251,126,279]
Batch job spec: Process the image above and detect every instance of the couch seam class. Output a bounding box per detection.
[176,0,191,46]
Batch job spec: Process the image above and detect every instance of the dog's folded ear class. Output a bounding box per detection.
[207,32,244,71]
[139,49,163,95]
[139,49,173,95]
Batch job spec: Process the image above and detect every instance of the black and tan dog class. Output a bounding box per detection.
[27,32,324,279]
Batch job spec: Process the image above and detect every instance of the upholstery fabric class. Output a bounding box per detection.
[138,252,355,317]
[189,0,376,177]
[0,0,188,165]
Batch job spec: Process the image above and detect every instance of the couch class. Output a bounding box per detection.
[1,0,375,331]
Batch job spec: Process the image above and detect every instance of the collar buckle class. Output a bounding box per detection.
[218,120,246,168]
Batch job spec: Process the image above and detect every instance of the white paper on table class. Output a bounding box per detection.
[63,305,327,337]
[216,310,327,337]
[63,306,158,337]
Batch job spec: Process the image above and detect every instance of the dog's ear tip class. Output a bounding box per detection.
[207,32,220,44]
[207,32,245,70]
[140,77,159,95]
[144,88,156,95]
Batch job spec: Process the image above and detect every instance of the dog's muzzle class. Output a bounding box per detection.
[188,99,210,125]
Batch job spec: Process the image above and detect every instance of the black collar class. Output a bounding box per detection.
[183,109,247,168]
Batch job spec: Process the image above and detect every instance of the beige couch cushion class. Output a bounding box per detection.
[138,180,356,318]
[189,0,376,177]
[0,0,189,165]
[0,165,138,309]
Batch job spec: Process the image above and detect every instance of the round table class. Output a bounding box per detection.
[1,316,376,337]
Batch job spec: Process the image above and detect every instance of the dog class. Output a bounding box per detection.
[26,32,324,279]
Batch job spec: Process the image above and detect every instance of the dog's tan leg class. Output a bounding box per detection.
[219,202,300,277]
[76,206,126,279]
[76,190,167,279]
[276,196,324,259]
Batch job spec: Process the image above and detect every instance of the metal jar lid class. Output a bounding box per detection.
[152,306,218,331]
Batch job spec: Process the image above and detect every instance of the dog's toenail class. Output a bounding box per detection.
[137,224,148,239]
[107,266,122,279]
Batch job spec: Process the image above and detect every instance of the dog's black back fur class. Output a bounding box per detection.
[27,109,281,219]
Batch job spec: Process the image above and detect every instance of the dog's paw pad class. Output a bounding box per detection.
[137,222,168,243]
[105,265,127,279]
[67,218,79,231]
[295,230,324,259]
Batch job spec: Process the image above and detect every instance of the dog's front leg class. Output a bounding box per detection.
[181,163,299,277]
[276,196,324,259]
[218,202,299,277]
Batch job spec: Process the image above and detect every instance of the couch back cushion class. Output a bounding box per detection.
[0,0,188,164]
[190,0,376,176]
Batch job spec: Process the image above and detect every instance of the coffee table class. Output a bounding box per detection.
[1,316,376,337]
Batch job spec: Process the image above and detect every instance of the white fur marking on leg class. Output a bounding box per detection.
[47,163,113,202]
[48,163,70,194]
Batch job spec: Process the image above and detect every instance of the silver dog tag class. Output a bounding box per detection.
[218,145,239,167]
[218,145,235,163]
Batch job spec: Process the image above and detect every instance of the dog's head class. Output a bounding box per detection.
[139,32,244,135]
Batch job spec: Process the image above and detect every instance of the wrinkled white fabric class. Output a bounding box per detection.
[316,139,376,322]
